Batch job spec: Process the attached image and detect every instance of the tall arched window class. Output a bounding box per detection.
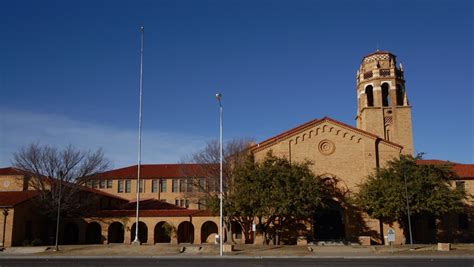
[381,83,390,107]
[396,84,404,106]
[365,85,374,107]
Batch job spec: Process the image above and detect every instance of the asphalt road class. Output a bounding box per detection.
[0,258,473,267]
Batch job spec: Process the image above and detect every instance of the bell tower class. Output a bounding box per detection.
[356,51,414,155]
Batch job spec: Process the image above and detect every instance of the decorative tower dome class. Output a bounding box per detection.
[356,51,414,155]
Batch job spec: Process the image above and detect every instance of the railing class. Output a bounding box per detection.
[363,71,373,79]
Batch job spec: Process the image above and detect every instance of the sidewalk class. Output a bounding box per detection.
[0,244,473,258]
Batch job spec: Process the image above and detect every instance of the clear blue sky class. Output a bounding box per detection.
[1,0,472,167]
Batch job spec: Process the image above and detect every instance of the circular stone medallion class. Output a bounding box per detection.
[318,139,335,155]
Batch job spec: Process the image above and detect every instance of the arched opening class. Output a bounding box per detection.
[396,84,404,106]
[200,221,218,243]
[365,85,374,107]
[154,221,172,243]
[313,200,345,241]
[381,83,390,107]
[85,222,102,244]
[130,221,148,243]
[177,221,194,244]
[63,222,79,244]
[108,222,124,243]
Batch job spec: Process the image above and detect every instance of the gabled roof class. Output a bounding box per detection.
[97,164,214,179]
[0,191,39,207]
[417,159,474,180]
[250,116,403,152]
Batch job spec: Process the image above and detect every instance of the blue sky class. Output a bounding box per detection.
[1,0,472,167]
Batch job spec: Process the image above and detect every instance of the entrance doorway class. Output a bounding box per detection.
[313,200,345,240]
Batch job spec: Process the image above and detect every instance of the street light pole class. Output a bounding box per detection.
[403,164,414,248]
[133,25,145,245]
[54,171,63,251]
[215,93,223,257]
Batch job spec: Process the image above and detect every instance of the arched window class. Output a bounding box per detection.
[381,83,390,107]
[365,85,374,107]
[396,84,404,106]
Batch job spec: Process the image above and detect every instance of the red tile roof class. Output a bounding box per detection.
[364,50,396,58]
[417,159,474,179]
[92,198,212,217]
[250,116,403,152]
[97,164,214,179]
[0,167,24,176]
[0,191,39,207]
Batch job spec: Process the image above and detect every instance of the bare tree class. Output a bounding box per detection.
[13,143,110,219]
[180,138,254,243]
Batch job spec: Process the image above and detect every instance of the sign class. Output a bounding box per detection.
[387,228,396,242]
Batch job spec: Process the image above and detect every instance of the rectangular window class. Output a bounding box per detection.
[179,199,184,207]
[175,199,179,206]
[199,178,206,192]
[92,180,98,189]
[172,179,178,192]
[187,178,193,192]
[179,179,185,192]
[86,180,93,188]
[160,179,167,193]
[106,179,113,188]
[152,179,158,193]
[456,181,465,190]
[138,179,144,193]
[99,180,105,189]
[118,180,124,193]
[185,199,189,208]
[125,180,131,193]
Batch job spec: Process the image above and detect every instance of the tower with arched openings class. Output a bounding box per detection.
[356,51,414,155]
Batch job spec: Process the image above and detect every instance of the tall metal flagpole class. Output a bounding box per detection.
[133,26,144,245]
[215,93,223,256]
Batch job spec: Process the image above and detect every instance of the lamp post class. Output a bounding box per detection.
[54,171,63,251]
[133,25,145,245]
[215,93,223,256]
[403,164,414,248]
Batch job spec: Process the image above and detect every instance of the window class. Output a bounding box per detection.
[456,181,465,190]
[138,179,145,193]
[92,180,98,189]
[198,199,206,210]
[172,179,178,192]
[106,179,113,188]
[125,180,131,193]
[118,180,124,193]
[86,181,93,188]
[99,180,105,189]
[152,179,158,193]
[185,199,189,208]
[187,178,193,192]
[381,83,390,107]
[199,178,206,192]
[160,179,167,193]
[179,199,184,207]
[175,199,179,206]
[179,179,185,192]
[365,85,374,107]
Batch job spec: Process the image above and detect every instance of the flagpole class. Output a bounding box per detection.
[133,25,144,245]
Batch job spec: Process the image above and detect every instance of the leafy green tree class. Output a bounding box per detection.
[353,154,466,242]
[225,151,329,244]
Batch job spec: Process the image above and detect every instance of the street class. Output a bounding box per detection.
[0,257,472,267]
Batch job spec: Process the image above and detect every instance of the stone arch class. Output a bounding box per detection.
[130,221,148,243]
[108,222,124,243]
[200,221,218,243]
[302,134,307,141]
[396,84,404,106]
[295,136,300,144]
[316,128,321,135]
[154,221,172,243]
[85,222,102,244]
[313,199,345,241]
[381,83,390,106]
[177,221,195,243]
[323,125,329,132]
[309,130,314,138]
[335,130,341,135]
[365,85,374,106]
[63,222,79,244]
